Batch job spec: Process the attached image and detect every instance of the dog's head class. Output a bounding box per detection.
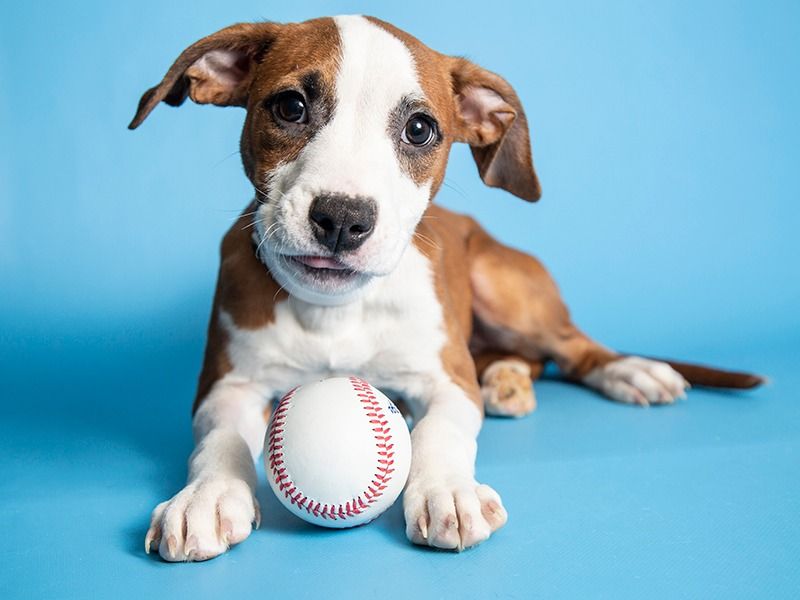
[130,15,540,305]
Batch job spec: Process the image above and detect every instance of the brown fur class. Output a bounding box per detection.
[642,358,764,389]
[193,205,288,411]
[412,206,483,410]
[465,222,619,379]
[128,22,281,129]
[413,204,617,409]
[449,58,541,201]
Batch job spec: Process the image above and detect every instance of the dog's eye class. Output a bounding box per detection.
[401,115,436,146]
[273,91,308,124]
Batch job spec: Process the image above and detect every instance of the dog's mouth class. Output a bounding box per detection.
[252,225,376,305]
[285,255,360,281]
[270,252,372,305]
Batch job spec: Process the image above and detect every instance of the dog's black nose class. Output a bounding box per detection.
[309,195,377,253]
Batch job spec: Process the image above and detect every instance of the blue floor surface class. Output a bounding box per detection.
[2,332,797,599]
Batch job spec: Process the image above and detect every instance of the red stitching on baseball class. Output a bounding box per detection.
[266,378,396,522]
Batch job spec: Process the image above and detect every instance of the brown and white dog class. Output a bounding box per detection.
[130,15,762,561]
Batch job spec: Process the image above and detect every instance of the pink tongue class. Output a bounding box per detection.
[295,255,349,270]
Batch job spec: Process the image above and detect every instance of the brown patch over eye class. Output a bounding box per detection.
[389,96,444,186]
[365,17,457,197]
[239,18,341,187]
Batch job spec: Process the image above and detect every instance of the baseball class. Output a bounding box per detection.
[265,376,412,528]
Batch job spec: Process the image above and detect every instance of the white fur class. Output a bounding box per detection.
[225,244,449,398]
[254,15,432,304]
[404,407,507,550]
[584,356,689,406]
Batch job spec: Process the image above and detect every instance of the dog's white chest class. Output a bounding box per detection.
[222,246,447,396]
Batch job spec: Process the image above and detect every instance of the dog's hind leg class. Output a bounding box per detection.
[467,225,692,406]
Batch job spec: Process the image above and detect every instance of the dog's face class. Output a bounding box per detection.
[130,16,541,305]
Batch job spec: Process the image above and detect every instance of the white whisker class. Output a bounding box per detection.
[414,232,441,251]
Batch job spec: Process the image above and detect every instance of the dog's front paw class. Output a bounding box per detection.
[585,356,689,406]
[403,479,507,551]
[145,478,260,562]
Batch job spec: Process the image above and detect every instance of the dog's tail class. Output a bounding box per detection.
[638,356,765,389]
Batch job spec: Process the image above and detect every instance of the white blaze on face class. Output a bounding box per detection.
[257,15,432,304]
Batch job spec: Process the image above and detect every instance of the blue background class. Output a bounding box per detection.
[2,1,798,598]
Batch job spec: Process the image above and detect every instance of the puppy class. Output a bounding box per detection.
[130,15,762,561]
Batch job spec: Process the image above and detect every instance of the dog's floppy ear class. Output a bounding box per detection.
[128,22,280,130]
[449,58,541,201]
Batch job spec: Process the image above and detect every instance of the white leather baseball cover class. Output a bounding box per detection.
[265,376,411,528]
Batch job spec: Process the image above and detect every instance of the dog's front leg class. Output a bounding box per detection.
[145,379,267,561]
[403,380,507,551]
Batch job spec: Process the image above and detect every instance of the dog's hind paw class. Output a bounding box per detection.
[145,477,259,562]
[584,356,689,406]
[403,479,507,551]
[481,359,536,417]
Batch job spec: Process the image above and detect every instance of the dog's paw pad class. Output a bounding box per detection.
[481,360,536,417]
